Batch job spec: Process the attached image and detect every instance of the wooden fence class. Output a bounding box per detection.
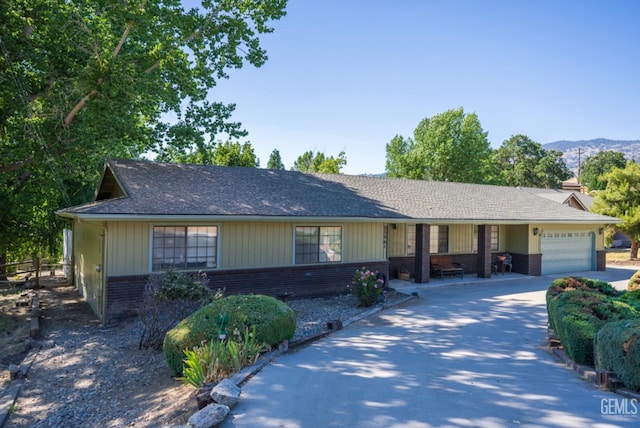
[0,257,69,288]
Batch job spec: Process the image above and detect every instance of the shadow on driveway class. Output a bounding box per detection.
[222,269,640,427]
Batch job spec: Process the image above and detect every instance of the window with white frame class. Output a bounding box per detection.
[295,226,342,264]
[472,225,500,252]
[430,225,449,253]
[407,224,416,255]
[152,226,217,271]
[491,225,499,251]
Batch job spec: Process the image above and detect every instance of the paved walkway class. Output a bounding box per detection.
[222,268,640,427]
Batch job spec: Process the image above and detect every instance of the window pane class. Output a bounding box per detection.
[429,225,439,253]
[295,226,318,264]
[295,226,342,264]
[407,224,416,255]
[429,225,448,254]
[152,226,217,271]
[320,226,342,262]
[491,225,499,251]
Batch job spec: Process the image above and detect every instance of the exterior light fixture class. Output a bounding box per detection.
[533,227,539,236]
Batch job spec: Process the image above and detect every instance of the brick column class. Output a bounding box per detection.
[477,224,492,278]
[415,224,430,283]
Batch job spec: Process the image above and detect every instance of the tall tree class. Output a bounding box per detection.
[592,162,640,258]
[0,0,287,259]
[579,151,626,191]
[267,149,285,170]
[292,151,347,174]
[495,135,572,188]
[159,141,259,167]
[385,107,491,183]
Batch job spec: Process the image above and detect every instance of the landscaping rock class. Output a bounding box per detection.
[188,403,230,428]
[210,379,241,408]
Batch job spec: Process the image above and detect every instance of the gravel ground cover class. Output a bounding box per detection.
[1,280,407,427]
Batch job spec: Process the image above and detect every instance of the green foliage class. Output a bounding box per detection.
[595,319,640,391]
[592,162,640,258]
[0,0,287,257]
[494,135,572,188]
[138,270,220,350]
[628,271,640,292]
[579,150,626,191]
[292,151,347,173]
[547,289,637,366]
[546,277,618,309]
[159,141,260,167]
[385,107,491,183]
[547,277,639,367]
[619,289,640,312]
[163,294,296,376]
[267,149,285,170]
[181,326,268,388]
[349,267,385,307]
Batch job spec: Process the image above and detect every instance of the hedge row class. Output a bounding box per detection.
[595,319,640,391]
[546,276,638,367]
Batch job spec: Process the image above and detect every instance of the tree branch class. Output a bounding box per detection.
[64,88,99,126]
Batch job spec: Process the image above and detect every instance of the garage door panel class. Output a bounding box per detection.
[541,232,593,274]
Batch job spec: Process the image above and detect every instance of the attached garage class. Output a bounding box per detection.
[541,231,594,274]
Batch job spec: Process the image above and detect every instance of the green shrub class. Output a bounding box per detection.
[164,294,296,376]
[547,289,638,366]
[595,319,640,391]
[619,289,640,312]
[138,270,220,350]
[181,326,267,388]
[628,271,640,291]
[546,276,618,304]
[349,267,385,307]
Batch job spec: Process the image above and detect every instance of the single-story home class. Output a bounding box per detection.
[57,159,620,324]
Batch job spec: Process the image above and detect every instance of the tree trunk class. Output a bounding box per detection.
[631,240,639,260]
[0,251,6,280]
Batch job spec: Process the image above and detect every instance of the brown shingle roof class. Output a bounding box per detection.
[57,159,618,224]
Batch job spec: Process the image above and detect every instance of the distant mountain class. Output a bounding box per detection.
[543,138,640,175]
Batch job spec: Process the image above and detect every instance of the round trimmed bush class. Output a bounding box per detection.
[163,294,296,376]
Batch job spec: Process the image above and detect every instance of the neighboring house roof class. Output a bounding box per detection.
[525,188,594,211]
[57,159,619,225]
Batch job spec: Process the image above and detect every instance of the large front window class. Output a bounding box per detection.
[152,226,217,271]
[295,226,342,264]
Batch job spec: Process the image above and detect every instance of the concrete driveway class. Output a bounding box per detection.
[221,268,640,428]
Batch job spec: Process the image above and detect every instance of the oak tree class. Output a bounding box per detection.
[0,0,287,260]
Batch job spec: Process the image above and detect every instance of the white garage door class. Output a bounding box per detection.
[541,231,594,274]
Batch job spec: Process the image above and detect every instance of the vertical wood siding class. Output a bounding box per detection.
[222,221,292,268]
[450,224,473,253]
[388,223,407,257]
[73,220,104,319]
[344,222,384,261]
[106,221,150,275]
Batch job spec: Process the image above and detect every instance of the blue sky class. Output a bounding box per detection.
[199,0,640,175]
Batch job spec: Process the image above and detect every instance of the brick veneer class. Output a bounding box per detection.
[105,261,390,323]
[596,250,606,271]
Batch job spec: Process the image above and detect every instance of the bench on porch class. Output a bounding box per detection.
[430,257,464,280]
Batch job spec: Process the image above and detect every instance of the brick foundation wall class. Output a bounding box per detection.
[105,261,389,323]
